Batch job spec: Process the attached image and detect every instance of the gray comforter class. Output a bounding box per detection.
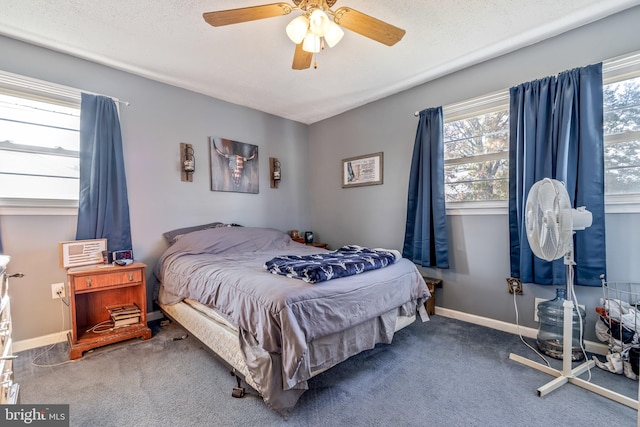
[157,227,429,413]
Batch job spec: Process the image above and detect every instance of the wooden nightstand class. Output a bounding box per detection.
[67,262,151,359]
[292,237,328,249]
[421,275,443,316]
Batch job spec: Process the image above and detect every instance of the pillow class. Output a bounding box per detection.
[163,222,228,245]
[169,226,291,254]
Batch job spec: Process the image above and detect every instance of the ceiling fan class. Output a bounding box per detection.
[203,0,406,70]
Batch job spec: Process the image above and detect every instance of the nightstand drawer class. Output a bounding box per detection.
[72,269,142,291]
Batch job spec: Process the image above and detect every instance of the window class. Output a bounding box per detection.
[443,92,510,203]
[442,52,640,209]
[603,74,640,196]
[0,72,81,207]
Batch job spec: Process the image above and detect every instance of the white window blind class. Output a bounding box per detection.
[0,73,81,206]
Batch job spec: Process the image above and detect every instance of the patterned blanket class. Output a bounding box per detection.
[264,245,401,283]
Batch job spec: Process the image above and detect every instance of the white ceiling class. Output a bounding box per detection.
[0,0,639,124]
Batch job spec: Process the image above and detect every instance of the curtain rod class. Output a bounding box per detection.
[0,70,130,106]
[411,51,640,118]
[84,91,131,106]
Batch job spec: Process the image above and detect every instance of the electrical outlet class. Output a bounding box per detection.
[51,283,65,299]
[506,277,523,295]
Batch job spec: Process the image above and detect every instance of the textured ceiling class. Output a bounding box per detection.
[0,0,639,124]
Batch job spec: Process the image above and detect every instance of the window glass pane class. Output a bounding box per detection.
[0,117,79,150]
[0,91,80,202]
[604,138,640,194]
[444,158,509,202]
[0,174,78,199]
[445,179,508,202]
[444,130,509,161]
[443,107,509,202]
[604,76,640,110]
[0,93,79,150]
[0,150,79,178]
[604,75,640,196]
[604,76,640,134]
[604,107,640,134]
[444,111,509,160]
[605,167,640,195]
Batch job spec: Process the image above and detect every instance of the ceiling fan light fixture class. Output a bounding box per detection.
[308,9,330,37]
[324,21,344,48]
[286,15,309,44]
[302,31,321,53]
[203,2,406,70]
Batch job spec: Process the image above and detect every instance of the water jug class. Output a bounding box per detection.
[536,288,586,361]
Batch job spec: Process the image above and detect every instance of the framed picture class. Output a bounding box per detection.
[342,152,383,188]
[209,136,259,194]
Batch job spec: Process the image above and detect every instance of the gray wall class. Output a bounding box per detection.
[308,6,640,342]
[2,6,640,345]
[0,35,311,342]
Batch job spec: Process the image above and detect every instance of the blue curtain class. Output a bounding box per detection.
[508,63,605,286]
[76,94,132,252]
[402,107,449,268]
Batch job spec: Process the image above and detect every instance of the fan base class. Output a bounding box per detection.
[292,0,338,8]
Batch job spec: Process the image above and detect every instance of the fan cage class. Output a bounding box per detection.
[526,178,573,261]
[598,278,640,357]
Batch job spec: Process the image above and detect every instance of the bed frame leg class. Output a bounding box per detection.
[230,371,245,398]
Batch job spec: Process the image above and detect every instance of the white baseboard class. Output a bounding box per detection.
[435,306,609,356]
[14,308,608,356]
[12,330,69,353]
[13,310,166,353]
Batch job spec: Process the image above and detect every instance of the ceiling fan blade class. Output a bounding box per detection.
[203,3,294,27]
[333,7,405,46]
[292,43,312,70]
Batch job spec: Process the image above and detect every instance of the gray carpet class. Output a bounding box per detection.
[14,316,638,426]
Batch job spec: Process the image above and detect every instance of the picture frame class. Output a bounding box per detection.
[209,136,259,194]
[342,152,383,188]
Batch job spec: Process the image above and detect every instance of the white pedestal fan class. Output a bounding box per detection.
[508,178,637,408]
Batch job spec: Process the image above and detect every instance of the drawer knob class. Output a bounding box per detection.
[128,273,134,281]
[86,278,92,287]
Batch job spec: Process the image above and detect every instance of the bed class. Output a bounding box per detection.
[156,225,430,414]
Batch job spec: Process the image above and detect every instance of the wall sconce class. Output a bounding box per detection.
[181,143,195,182]
[269,157,281,189]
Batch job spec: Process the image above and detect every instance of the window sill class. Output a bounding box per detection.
[605,194,640,214]
[0,198,78,216]
[446,201,508,216]
[446,195,640,215]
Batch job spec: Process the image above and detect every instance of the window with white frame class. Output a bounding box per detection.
[442,52,640,207]
[603,69,640,196]
[442,92,510,203]
[0,72,81,206]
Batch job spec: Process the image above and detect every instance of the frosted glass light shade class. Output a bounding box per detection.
[302,31,321,53]
[308,9,330,37]
[324,21,344,47]
[286,15,309,44]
